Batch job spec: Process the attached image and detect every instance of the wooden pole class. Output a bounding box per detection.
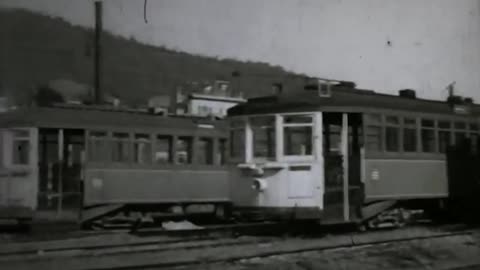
[94,1,103,104]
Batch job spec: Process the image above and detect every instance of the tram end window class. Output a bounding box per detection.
[284,125,313,156]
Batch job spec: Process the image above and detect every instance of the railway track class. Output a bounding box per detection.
[0,224,478,270]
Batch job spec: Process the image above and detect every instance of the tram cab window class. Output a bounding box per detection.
[251,116,275,159]
[365,114,382,152]
[230,120,245,159]
[134,134,152,164]
[88,131,109,162]
[421,119,435,152]
[154,135,172,164]
[403,118,417,152]
[385,116,400,152]
[11,130,30,165]
[176,136,192,164]
[283,115,313,156]
[112,132,131,162]
[198,138,214,165]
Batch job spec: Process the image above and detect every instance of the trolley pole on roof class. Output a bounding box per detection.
[94,1,103,104]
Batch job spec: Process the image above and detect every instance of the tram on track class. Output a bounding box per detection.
[227,80,480,225]
[0,104,230,226]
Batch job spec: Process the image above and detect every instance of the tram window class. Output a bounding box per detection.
[284,115,312,124]
[402,118,417,152]
[421,119,435,127]
[198,138,214,165]
[454,121,466,129]
[470,123,479,131]
[421,129,435,152]
[134,134,152,164]
[386,126,400,152]
[403,129,416,152]
[218,139,227,165]
[154,135,172,164]
[284,126,312,156]
[438,121,451,129]
[365,126,382,152]
[438,130,451,153]
[455,132,467,146]
[365,114,381,125]
[421,119,435,152]
[230,129,244,158]
[88,131,109,162]
[251,117,275,159]
[176,137,192,164]
[386,116,399,125]
[471,134,478,154]
[111,133,130,162]
[12,130,30,165]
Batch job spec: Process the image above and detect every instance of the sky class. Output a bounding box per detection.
[1,0,480,101]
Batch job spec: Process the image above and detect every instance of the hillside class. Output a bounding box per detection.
[0,8,308,106]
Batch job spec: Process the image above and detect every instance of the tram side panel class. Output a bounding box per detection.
[83,165,230,208]
[0,128,39,222]
[363,159,448,201]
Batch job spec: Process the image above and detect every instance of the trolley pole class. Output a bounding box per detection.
[94,1,103,104]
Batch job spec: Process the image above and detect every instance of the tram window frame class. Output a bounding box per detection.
[11,129,31,166]
[111,132,131,163]
[364,114,382,152]
[421,119,436,153]
[154,135,172,164]
[197,137,214,165]
[385,116,400,152]
[283,114,313,157]
[175,136,193,164]
[134,133,152,165]
[88,131,110,162]
[251,116,276,160]
[402,117,417,152]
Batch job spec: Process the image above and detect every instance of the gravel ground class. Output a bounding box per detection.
[175,233,480,270]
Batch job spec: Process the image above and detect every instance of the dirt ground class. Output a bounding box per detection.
[176,234,480,270]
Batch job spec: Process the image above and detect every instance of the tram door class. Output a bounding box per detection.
[38,129,85,221]
[323,113,363,223]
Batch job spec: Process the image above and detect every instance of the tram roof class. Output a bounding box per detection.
[0,104,227,131]
[228,87,480,117]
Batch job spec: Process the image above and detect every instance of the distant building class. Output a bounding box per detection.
[174,80,246,118]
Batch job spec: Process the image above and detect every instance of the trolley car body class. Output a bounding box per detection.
[0,105,229,224]
[227,85,480,223]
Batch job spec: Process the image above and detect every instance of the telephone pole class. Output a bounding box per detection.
[94,1,103,104]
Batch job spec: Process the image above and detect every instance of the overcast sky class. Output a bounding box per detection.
[2,0,480,100]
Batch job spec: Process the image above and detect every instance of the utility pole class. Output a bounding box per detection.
[94,1,103,104]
